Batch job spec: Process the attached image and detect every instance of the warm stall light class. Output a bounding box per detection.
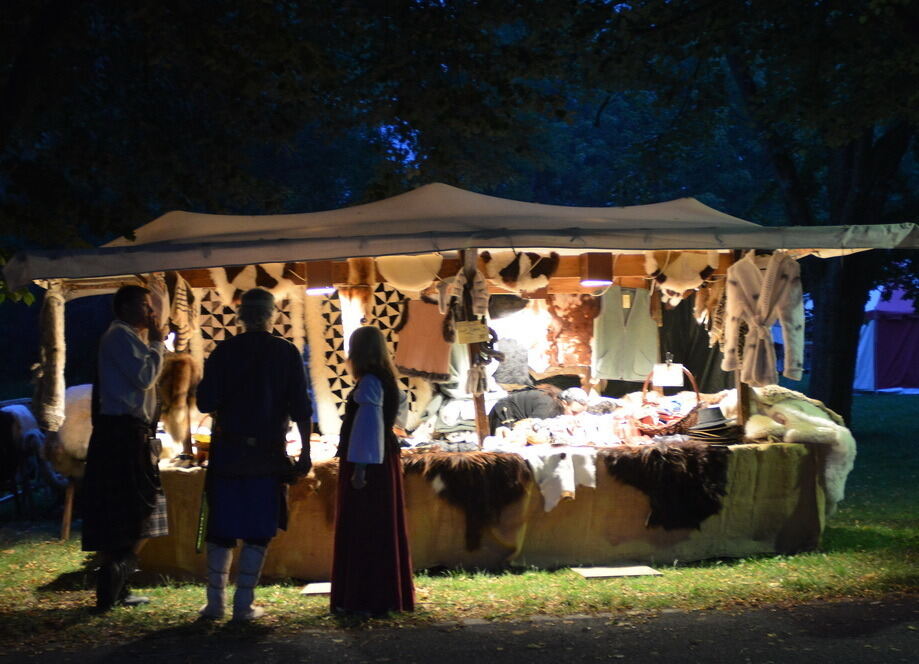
[579,252,613,287]
[306,260,336,296]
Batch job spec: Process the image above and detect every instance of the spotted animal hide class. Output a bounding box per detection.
[480,251,560,293]
[645,251,720,308]
[403,451,532,551]
[599,442,729,530]
[207,262,302,306]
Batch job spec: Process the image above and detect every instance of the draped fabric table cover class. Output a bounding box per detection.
[139,443,825,580]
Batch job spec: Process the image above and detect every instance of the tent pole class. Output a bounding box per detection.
[460,249,490,446]
[60,482,74,540]
[735,370,750,427]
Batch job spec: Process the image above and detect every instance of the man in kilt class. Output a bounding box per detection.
[82,285,168,612]
[196,288,313,621]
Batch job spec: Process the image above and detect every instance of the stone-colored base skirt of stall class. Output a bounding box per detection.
[139,442,825,581]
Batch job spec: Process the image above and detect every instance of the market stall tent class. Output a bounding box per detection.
[854,289,919,393]
[5,182,918,290]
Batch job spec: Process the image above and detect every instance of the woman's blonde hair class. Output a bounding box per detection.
[347,326,397,381]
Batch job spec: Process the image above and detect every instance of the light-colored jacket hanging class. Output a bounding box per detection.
[593,286,659,382]
[721,251,804,386]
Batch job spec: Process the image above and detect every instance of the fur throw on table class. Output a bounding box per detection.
[599,442,730,530]
[403,451,532,551]
[744,386,855,515]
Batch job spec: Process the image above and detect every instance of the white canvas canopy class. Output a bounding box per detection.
[5,182,918,289]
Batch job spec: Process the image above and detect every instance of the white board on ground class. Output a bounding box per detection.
[300,582,331,595]
[570,566,662,578]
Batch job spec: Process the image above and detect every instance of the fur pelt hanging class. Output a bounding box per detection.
[32,280,66,432]
[43,384,92,479]
[207,262,302,305]
[158,353,202,452]
[402,451,532,551]
[599,442,729,530]
[545,293,601,367]
[375,253,443,297]
[645,251,720,308]
[480,251,560,293]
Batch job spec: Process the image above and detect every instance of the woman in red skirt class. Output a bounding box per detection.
[331,325,415,615]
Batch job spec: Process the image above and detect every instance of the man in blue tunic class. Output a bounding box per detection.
[196,288,313,621]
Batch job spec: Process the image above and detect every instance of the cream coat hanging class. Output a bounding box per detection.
[721,251,804,386]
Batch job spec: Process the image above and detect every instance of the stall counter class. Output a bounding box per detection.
[139,442,825,580]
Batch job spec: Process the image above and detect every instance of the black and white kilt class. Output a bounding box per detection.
[81,415,169,552]
[139,491,169,539]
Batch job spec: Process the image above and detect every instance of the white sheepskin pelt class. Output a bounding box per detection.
[375,253,443,297]
[43,384,93,479]
[751,391,855,516]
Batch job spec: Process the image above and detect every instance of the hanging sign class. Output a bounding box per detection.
[455,320,490,344]
[652,363,685,387]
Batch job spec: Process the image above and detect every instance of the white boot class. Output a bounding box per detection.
[199,544,232,620]
[232,543,267,621]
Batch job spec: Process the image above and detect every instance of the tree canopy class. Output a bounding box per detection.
[1,0,917,416]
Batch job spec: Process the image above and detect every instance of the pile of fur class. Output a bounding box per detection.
[403,451,532,551]
[599,441,730,530]
[738,385,856,515]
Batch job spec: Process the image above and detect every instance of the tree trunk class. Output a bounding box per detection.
[805,253,875,424]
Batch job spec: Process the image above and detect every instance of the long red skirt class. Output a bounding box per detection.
[330,443,415,614]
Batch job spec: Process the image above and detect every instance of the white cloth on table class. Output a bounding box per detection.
[98,320,164,423]
[518,445,599,512]
[347,375,384,465]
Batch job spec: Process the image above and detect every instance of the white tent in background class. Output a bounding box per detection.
[4,183,918,290]
[854,289,919,393]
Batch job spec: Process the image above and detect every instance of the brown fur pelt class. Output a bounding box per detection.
[545,293,601,367]
[402,451,532,551]
[158,353,201,449]
[599,442,729,531]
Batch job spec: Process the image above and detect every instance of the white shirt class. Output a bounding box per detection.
[97,320,165,423]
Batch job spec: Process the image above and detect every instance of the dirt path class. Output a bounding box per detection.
[1,594,917,663]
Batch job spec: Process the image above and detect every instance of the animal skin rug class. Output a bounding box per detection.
[599,442,730,530]
[403,451,532,551]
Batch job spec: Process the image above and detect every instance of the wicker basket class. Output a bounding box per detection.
[630,367,701,437]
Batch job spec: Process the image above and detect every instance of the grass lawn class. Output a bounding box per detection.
[1,392,917,653]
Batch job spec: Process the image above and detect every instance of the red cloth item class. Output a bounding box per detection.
[331,442,415,614]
